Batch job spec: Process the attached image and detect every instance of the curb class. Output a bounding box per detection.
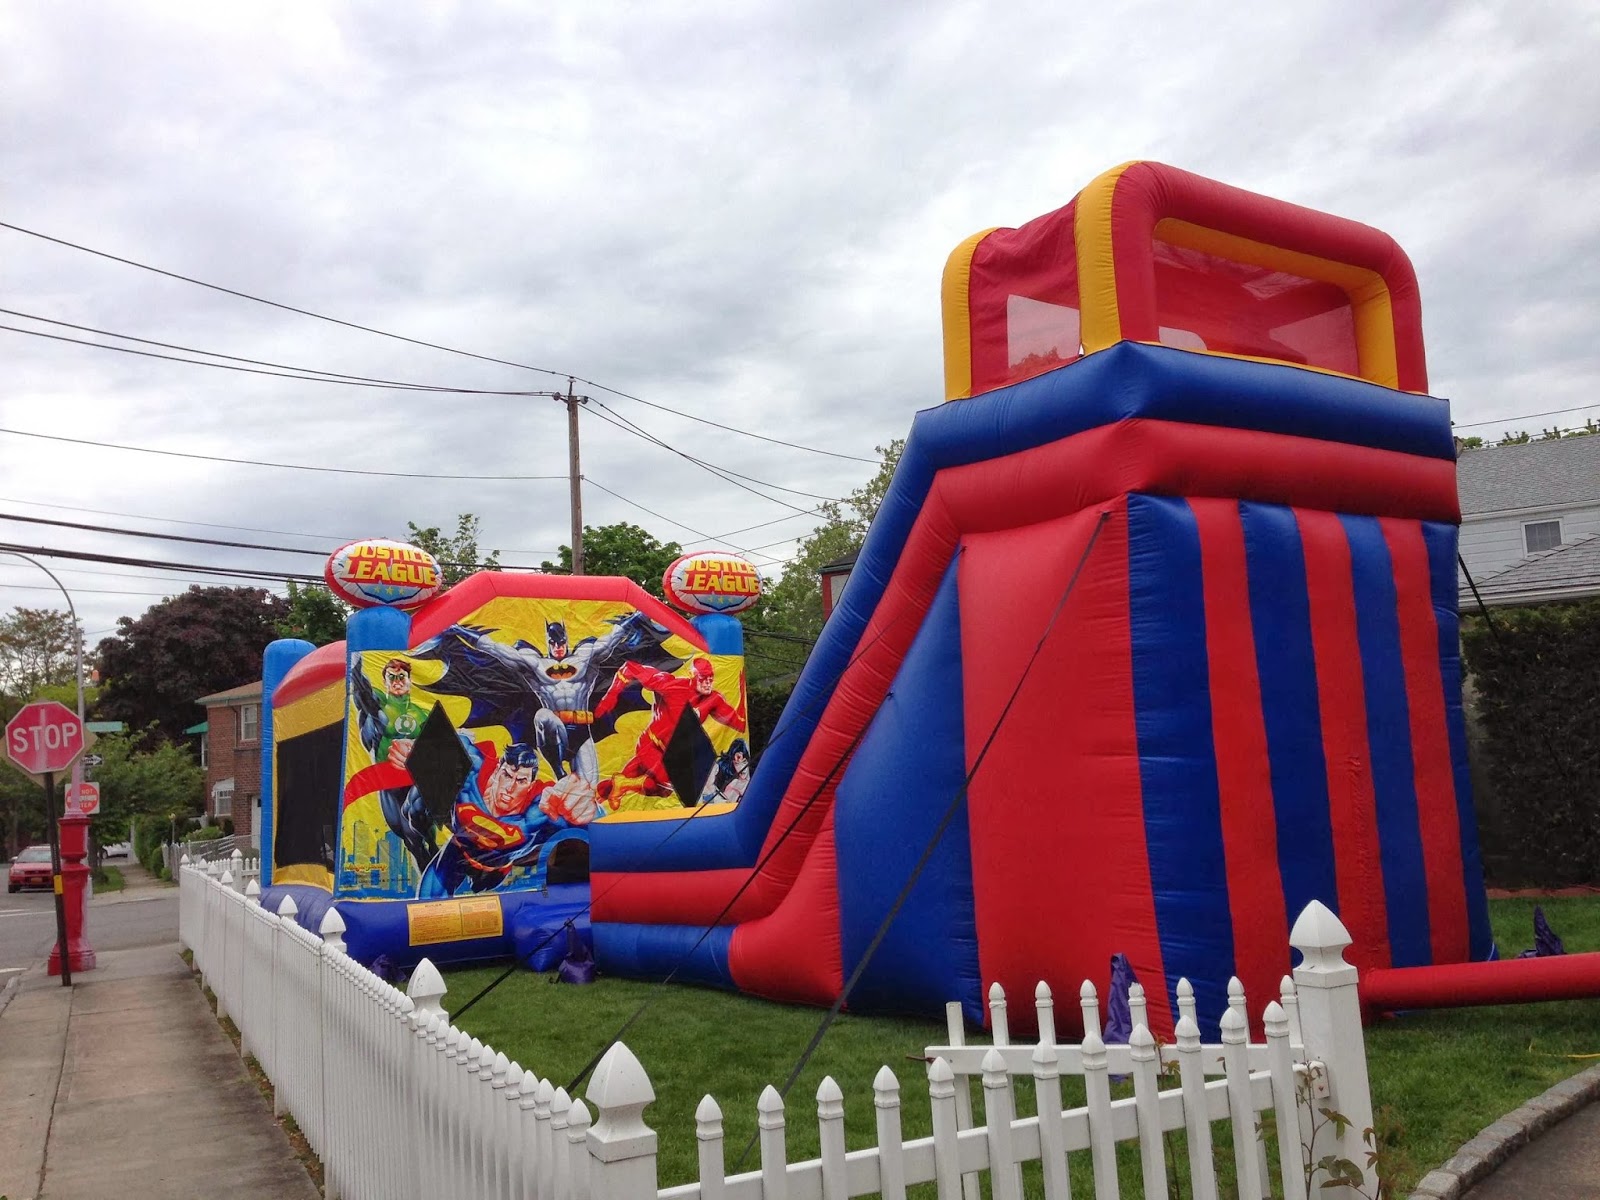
[1407,1061,1600,1199]
[0,971,20,1018]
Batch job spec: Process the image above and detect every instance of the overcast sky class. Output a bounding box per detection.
[2,1,1596,645]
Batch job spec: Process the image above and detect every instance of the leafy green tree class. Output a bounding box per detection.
[0,754,47,857]
[95,586,290,744]
[277,581,350,646]
[83,731,204,853]
[0,607,83,699]
[405,513,501,586]
[747,440,903,654]
[541,522,684,597]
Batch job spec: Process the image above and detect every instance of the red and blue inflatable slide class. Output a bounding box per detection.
[589,162,1493,1037]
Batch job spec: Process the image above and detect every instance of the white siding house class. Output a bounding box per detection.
[1457,435,1600,605]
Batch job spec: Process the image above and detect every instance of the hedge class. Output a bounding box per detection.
[1461,598,1600,886]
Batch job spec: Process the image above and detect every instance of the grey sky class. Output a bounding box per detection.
[2,0,1596,641]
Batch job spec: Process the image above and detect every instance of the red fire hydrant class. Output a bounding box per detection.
[48,814,97,975]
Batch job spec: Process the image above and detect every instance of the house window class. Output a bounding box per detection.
[199,733,208,770]
[239,703,260,743]
[1524,520,1562,554]
[212,779,234,818]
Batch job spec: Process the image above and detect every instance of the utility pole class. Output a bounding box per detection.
[565,377,585,575]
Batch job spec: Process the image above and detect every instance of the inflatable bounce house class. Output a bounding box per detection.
[263,161,1581,1039]
[259,547,757,971]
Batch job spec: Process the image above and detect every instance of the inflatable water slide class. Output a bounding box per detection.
[589,162,1494,1035]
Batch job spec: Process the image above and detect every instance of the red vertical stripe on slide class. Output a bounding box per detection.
[1380,518,1468,963]
[1191,499,1289,1023]
[961,501,1173,1037]
[1296,509,1392,973]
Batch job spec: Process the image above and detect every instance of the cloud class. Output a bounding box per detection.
[1,0,1596,640]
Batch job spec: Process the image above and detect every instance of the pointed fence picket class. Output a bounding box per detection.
[181,859,1375,1200]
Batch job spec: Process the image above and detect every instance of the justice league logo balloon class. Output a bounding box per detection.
[662,553,763,615]
[324,539,445,610]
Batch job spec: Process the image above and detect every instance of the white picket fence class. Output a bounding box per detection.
[181,858,1377,1199]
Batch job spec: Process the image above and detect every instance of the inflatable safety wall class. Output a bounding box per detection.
[260,567,748,966]
[589,162,1492,1037]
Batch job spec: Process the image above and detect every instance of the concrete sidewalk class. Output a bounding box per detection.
[0,941,318,1199]
[88,856,173,906]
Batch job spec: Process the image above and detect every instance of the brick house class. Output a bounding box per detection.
[195,681,263,847]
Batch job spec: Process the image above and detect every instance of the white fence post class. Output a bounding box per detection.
[757,1085,787,1200]
[1291,900,1376,1196]
[585,1042,658,1200]
[942,1001,982,1200]
[817,1076,847,1200]
[695,1095,726,1200]
[566,1098,592,1199]
[873,1067,907,1200]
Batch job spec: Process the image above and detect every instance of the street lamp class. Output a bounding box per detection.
[0,552,85,988]
[0,551,86,739]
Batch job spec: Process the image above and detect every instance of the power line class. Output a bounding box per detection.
[583,478,781,564]
[0,322,560,396]
[0,511,562,574]
[3,317,846,513]
[0,558,292,590]
[0,309,557,396]
[0,220,874,462]
[584,403,824,517]
[0,494,560,557]
[588,398,846,504]
[1452,404,1600,432]
[0,511,329,557]
[0,425,568,481]
[577,376,877,462]
[0,582,196,598]
[0,540,319,583]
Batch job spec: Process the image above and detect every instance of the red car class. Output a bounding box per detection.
[6,845,54,893]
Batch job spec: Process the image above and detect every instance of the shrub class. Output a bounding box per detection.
[1462,598,1600,886]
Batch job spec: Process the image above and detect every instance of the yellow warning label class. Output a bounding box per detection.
[406,896,505,946]
[459,897,503,939]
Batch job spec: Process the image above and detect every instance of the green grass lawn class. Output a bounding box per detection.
[447,896,1600,1195]
[92,865,125,892]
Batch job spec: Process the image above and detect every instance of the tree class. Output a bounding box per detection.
[0,607,83,699]
[277,581,350,646]
[83,731,204,853]
[95,586,290,743]
[405,513,501,586]
[748,440,903,652]
[541,522,684,597]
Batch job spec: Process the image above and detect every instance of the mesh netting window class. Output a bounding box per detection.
[1151,239,1359,375]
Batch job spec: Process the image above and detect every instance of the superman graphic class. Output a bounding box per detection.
[417,740,601,898]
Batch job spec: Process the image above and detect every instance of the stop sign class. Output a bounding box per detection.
[5,701,86,777]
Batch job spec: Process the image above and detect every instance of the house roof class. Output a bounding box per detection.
[819,553,859,574]
[1460,534,1600,607]
[1457,436,1600,515]
[196,680,262,706]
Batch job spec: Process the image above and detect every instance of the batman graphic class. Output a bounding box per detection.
[410,611,695,786]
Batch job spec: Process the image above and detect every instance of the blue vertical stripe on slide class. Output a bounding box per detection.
[1127,494,1234,1036]
[1340,515,1430,966]
[1422,521,1494,959]
[1239,502,1340,933]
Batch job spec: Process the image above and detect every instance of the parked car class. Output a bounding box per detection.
[6,844,54,892]
[103,841,131,859]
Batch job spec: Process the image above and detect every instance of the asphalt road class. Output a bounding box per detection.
[0,863,177,983]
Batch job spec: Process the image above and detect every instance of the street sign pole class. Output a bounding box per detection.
[43,770,71,987]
